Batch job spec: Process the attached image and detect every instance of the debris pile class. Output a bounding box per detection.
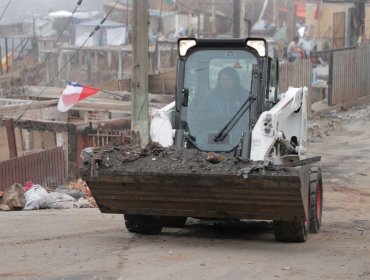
[0,183,25,211]
[0,180,97,211]
[68,179,97,208]
[81,142,297,178]
[308,102,370,142]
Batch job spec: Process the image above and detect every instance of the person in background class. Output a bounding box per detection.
[299,33,316,58]
[287,36,302,62]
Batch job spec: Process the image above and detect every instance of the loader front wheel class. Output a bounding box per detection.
[124,214,163,234]
[273,220,309,242]
[309,167,323,233]
[161,216,187,227]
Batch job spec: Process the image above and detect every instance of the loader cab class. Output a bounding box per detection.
[175,38,278,154]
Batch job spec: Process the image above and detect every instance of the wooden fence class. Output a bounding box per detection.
[279,59,312,105]
[87,129,136,147]
[0,147,66,191]
[331,45,370,105]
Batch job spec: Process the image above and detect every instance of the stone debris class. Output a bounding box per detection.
[81,143,297,177]
[69,179,97,208]
[0,183,26,211]
[308,101,370,142]
[0,179,97,211]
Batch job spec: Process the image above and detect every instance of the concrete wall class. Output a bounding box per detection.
[305,3,347,40]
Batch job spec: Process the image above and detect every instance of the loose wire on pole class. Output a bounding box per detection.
[0,0,12,23]
[8,0,83,119]
[13,0,120,123]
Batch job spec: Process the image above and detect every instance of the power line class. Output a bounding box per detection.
[41,0,83,67]
[9,0,83,119]
[0,0,12,23]
[14,0,121,123]
[176,0,199,13]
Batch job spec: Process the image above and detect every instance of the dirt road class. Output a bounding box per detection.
[1,103,370,280]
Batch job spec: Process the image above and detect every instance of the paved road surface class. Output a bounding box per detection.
[1,105,370,280]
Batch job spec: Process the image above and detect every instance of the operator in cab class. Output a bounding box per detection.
[212,66,248,116]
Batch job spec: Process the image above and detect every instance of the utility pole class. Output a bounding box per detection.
[132,0,149,145]
[240,0,246,37]
[286,0,296,43]
[212,0,216,35]
[233,0,240,38]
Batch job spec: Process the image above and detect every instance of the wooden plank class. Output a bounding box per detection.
[32,131,43,150]
[0,127,10,161]
[0,100,58,115]
[42,131,56,150]
[5,119,17,158]
[14,128,23,155]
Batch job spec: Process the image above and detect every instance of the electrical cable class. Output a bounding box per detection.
[175,0,198,13]
[176,0,239,24]
[41,0,83,67]
[0,0,12,23]
[8,0,83,119]
[13,0,120,123]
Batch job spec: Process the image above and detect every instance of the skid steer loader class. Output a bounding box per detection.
[80,38,323,242]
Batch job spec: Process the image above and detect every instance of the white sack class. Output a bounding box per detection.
[48,192,79,209]
[24,185,49,210]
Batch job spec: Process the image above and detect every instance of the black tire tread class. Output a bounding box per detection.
[309,166,323,233]
[161,216,187,227]
[124,214,163,234]
[273,220,308,242]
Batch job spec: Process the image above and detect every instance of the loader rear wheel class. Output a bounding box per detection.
[124,214,163,234]
[309,167,323,233]
[161,216,187,227]
[273,220,309,242]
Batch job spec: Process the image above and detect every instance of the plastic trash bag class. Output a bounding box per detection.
[24,185,49,210]
[47,192,79,209]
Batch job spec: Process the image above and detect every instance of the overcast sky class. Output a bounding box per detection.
[0,0,104,24]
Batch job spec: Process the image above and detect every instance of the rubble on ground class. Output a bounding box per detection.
[0,180,97,211]
[308,100,370,142]
[0,183,26,211]
[68,179,97,208]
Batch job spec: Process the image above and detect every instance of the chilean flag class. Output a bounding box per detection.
[57,81,100,112]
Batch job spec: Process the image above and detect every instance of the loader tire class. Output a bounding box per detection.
[273,220,309,242]
[124,214,163,234]
[309,167,323,233]
[161,216,187,228]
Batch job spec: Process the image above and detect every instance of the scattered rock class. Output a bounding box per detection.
[206,152,226,164]
[329,110,337,117]
[0,183,26,210]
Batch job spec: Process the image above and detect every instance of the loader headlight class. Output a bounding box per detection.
[246,39,266,57]
[178,39,197,57]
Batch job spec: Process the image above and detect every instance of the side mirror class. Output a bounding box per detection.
[182,88,189,107]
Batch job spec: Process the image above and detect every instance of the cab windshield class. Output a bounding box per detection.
[184,49,258,152]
